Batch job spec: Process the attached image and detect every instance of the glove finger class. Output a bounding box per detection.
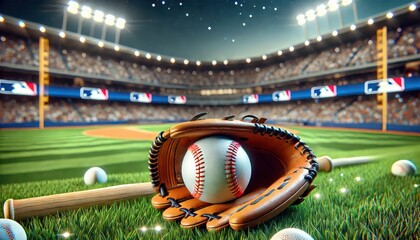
[229,171,312,230]
[162,197,210,221]
[203,189,265,231]
[151,186,192,209]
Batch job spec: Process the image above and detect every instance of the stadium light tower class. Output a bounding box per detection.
[61,1,126,46]
[296,14,307,39]
[102,14,115,41]
[296,0,359,40]
[115,18,126,45]
[78,6,92,34]
[62,1,79,34]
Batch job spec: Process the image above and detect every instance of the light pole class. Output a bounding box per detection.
[62,1,79,33]
[78,6,92,35]
[61,0,126,46]
[115,18,126,45]
[296,0,359,42]
[102,14,115,41]
[296,14,307,39]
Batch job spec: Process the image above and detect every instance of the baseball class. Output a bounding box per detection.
[181,136,252,203]
[391,160,417,176]
[0,218,27,240]
[84,167,108,185]
[270,228,314,240]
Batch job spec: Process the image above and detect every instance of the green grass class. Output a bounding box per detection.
[0,125,419,239]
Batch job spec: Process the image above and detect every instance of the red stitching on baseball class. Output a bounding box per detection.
[188,143,205,199]
[1,224,15,240]
[225,141,244,197]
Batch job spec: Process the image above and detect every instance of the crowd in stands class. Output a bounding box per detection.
[1,92,419,126]
[1,21,419,128]
[1,24,419,88]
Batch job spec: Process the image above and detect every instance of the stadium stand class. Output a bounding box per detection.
[0,6,419,131]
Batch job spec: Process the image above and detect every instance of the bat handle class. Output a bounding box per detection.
[3,182,155,220]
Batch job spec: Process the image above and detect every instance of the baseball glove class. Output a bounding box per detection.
[148,113,318,231]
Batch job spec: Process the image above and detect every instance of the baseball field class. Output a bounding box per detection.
[0,124,419,239]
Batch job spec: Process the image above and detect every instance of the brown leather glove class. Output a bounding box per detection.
[148,113,318,231]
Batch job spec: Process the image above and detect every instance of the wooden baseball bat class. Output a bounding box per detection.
[317,156,377,172]
[3,182,155,220]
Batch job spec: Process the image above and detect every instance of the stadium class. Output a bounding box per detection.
[0,0,419,239]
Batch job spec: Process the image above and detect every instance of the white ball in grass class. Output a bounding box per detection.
[0,218,27,240]
[271,228,314,240]
[391,160,417,177]
[84,167,108,185]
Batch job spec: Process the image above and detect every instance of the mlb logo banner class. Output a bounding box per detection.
[364,77,405,94]
[130,92,152,103]
[80,87,109,100]
[0,79,37,96]
[243,94,259,104]
[311,85,337,98]
[168,95,186,104]
[272,90,291,101]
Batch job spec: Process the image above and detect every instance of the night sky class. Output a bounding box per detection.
[0,0,414,61]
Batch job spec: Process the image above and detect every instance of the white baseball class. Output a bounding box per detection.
[84,167,108,185]
[270,228,314,240]
[391,160,418,176]
[181,136,252,203]
[0,218,27,240]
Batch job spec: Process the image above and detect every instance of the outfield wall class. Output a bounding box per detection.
[1,120,419,133]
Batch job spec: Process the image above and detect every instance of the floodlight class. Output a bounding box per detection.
[245,58,251,63]
[341,0,352,6]
[305,40,310,46]
[386,12,393,19]
[289,46,294,52]
[196,60,201,66]
[316,4,327,16]
[81,6,92,18]
[39,26,46,33]
[305,9,316,21]
[262,55,267,60]
[18,21,25,28]
[332,30,338,36]
[134,51,140,56]
[105,14,115,26]
[184,59,189,65]
[296,14,306,25]
[223,60,228,65]
[98,41,104,47]
[157,55,162,61]
[146,53,151,59]
[350,24,356,30]
[59,31,66,38]
[367,18,374,25]
[409,3,416,11]
[79,36,85,42]
[67,1,79,14]
[212,60,217,65]
[116,18,126,29]
[277,50,283,56]
[327,0,339,11]
[170,57,175,63]
[114,45,120,51]
[0,16,4,23]
[93,10,104,22]
[317,36,322,41]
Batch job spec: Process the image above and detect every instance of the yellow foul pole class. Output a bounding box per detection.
[376,27,387,131]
